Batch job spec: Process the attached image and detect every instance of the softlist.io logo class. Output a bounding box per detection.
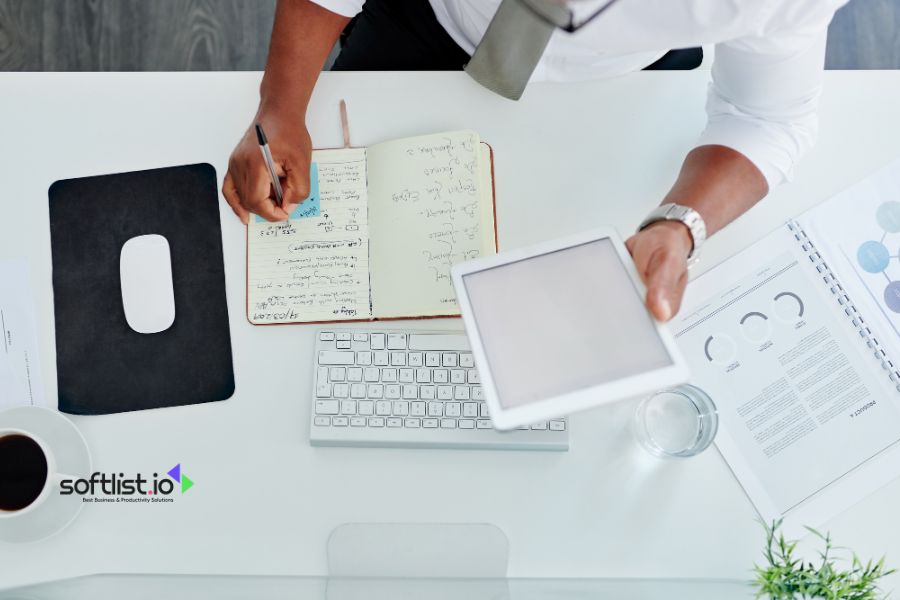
[60,463,195,504]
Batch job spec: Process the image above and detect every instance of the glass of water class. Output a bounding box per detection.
[633,384,718,458]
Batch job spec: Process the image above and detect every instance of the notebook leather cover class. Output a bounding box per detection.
[49,163,235,414]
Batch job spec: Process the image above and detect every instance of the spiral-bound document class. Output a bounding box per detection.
[673,157,900,535]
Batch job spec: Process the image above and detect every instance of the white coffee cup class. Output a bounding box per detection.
[0,428,77,518]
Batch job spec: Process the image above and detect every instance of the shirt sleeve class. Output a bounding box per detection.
[697,26,829,189]
[309,0,365,17]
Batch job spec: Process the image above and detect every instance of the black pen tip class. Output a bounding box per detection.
[255,122,267,146]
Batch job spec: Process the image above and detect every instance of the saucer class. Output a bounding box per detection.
[0,406,92,543]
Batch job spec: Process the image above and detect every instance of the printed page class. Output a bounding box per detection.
[247,148,371,324]
[366,131,496,318]
[673,227,900,532]
[0,259,49,409]
[796,157,900,363]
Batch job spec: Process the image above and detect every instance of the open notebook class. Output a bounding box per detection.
[246,130,497,325]
[672,156,900,535]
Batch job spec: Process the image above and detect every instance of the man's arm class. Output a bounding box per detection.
[222,0,351,223]
[628,22,832,321]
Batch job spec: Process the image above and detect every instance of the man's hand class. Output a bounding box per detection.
[625,221,693,322]
[222,113,312,224]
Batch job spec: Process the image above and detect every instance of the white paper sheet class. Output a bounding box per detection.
[0,259,48,409]
[673,228,900,537]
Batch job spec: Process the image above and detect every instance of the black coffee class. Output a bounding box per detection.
[0,434,49,511]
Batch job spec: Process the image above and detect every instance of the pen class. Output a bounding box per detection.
[255,122,284,208]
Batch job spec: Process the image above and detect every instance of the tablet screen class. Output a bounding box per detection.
[462,238,673,409]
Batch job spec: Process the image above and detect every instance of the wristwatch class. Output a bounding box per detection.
[638,203,707,265]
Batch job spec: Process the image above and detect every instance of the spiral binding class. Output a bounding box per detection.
[787,220,900,390]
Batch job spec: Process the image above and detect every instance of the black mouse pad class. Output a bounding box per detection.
[49,163,235,414]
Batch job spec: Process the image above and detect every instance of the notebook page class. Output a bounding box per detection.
[247,148,371,324]
[367,131,495,318]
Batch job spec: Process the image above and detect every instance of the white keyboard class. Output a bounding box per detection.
[310,329,569,451]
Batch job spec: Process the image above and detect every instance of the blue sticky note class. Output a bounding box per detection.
[255,161,320,222]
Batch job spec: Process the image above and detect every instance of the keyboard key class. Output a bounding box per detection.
[318,351,354,365]
[358,401,374,416]
[387,417,402,428]
[433,369,449,383]
[415,368,431,383]
[333,416,349,427]
[442,353,458,367]
[428,402,444,417]
[399,368,414,383]
[460,353,475,368]
[333,383,349,398]
[409,334,470,351]
[402,384,417,399]
[467,370,480,384]
[375,401,391,416]
[353,333,369,343]
[463,402,478,417]
[316,382,332,397]
[437,386,453,400]
[382,368,398,382]
[440,419,457,429]
[336,332,352,342]
[390,352,407,366]
[350,416,366,427]
[329,367,346,381]
[385,384,401,399]
[472,386,484,400]
[479,404,489,417]
[364,367,380,382]
[425,352,440,367]
[336,340,351,350]
[370,333,386,350]
[320,332,335,341]
[404,418,421,428]
[454,386,470,400]
[531,422,548,430]
[368,384,384,399]
[348,367,363,382]
[387,333,407,350]
[315,400,339,415]
[314,416,331,427]
[340,400,357,415]
[368,417,385,427]
[550,420,567,431]
[446,402,461,417]
[420,385,436,400]
[459,419,475,429]
[408,352,424,367]
[450,369,466,384]
[351,383,367,399]
[317,367,328,383]
[374,352,389,366]
[476,419,492,429]
[356,351,372,366]
[393,401,409,416]
[411,401,426,417]
[423,418,438,428]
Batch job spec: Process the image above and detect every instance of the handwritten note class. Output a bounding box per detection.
[247,149,371,324]
[366,130,495,318]
[254,162,321,223]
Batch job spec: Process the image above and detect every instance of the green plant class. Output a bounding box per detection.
[754,519,895,600]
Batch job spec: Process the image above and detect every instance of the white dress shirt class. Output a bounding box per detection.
[313,0,848,188]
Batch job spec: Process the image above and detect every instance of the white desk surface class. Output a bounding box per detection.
[1,71,900,590]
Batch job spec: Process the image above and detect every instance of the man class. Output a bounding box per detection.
[223,0,847,321]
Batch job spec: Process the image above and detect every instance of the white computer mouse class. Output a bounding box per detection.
[120,234,176,334]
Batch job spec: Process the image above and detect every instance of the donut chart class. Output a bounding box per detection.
[773,291,805,322]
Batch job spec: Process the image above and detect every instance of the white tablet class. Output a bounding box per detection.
[451,227,689,430]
